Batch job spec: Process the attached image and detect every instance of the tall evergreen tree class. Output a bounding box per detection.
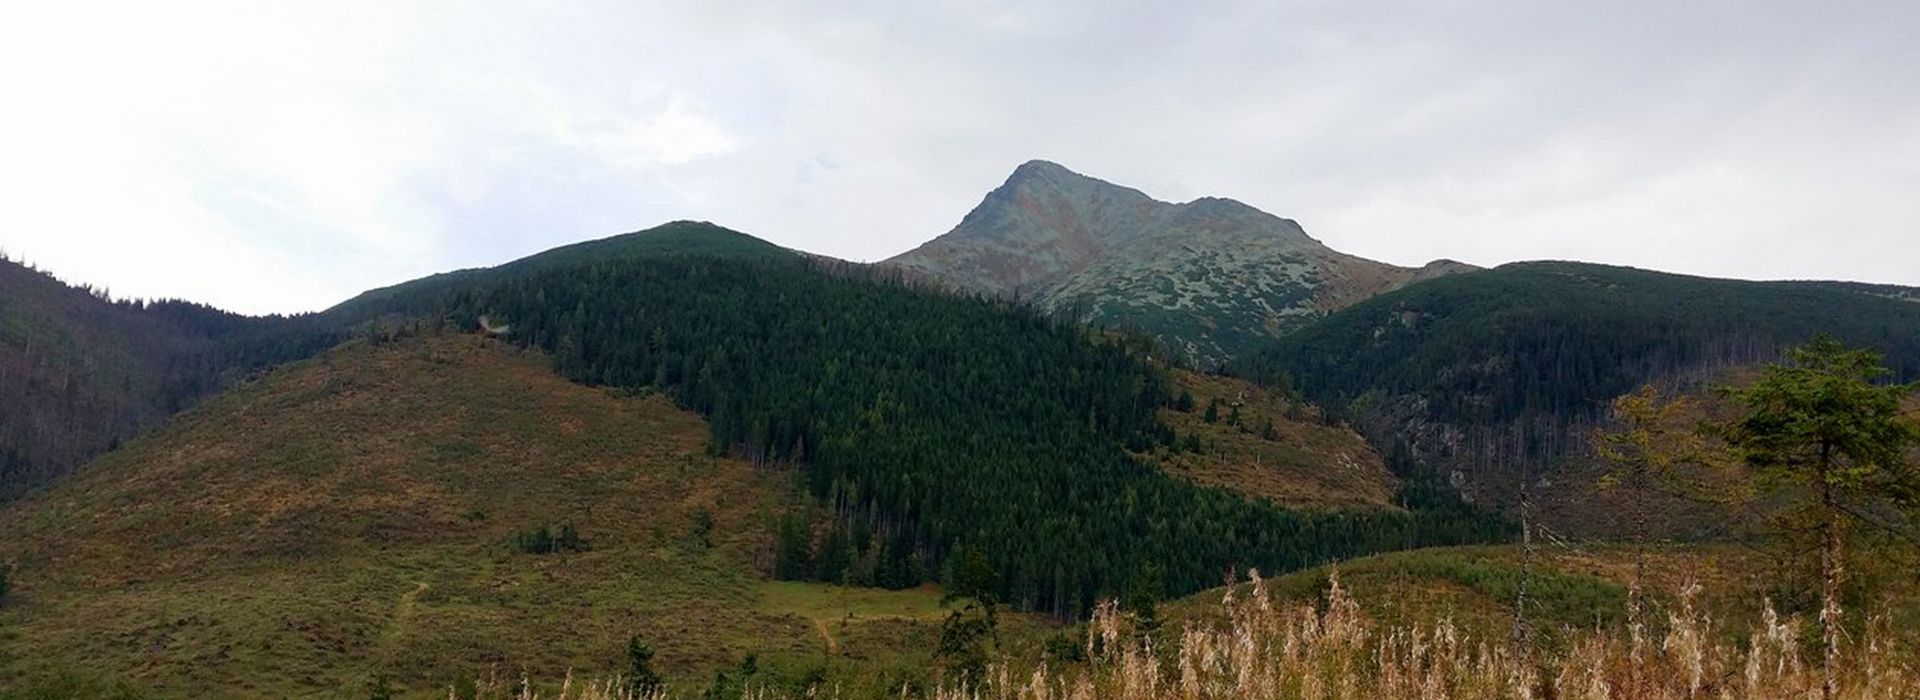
[625,635,663,697]
[938,548,999,685]
[1123,561,1162,634]
[1723,337,1920,700]
[774,512,813,581]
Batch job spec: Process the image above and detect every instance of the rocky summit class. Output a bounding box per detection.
[884,160,1471,366]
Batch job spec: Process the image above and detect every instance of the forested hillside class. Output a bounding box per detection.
[327,220,793,320]
[338,222,1510,613]
[1239,261,1920,518]
[0,256,337,500]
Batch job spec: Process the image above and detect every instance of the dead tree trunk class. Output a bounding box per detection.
[1819,441,1842,700]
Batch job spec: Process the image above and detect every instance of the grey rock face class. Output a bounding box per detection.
[885,160,1472,365]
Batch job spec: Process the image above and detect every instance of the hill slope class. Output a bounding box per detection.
[0,257,334,500]
[329,221,1506,611]
[1239,261,1920,527]
[327,220,795,320]
[1145,370,1398,511]
[0,334,813,696]
[883,161,1470,365]
[0,218,1450,696]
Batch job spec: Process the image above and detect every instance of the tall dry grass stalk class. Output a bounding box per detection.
[474,569,1915,700]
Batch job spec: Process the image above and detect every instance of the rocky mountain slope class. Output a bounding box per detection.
[884,160,1470,365]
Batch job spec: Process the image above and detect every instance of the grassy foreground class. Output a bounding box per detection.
[428,564,1915,700]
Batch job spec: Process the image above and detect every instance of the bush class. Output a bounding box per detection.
[512,523,585,555]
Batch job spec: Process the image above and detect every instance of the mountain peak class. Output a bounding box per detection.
[994,159,1137,199]
[1008,158,1074,181]
[885,163,1476,364]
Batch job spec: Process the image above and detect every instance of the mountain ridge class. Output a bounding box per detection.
[1238,259,1920,532]
[327,220,797,319]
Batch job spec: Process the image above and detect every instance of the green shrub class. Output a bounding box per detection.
[512,522,585,554]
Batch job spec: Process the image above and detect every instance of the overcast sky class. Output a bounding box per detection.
[3,1,1917,314]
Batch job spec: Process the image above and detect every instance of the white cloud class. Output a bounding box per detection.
[569,95,738,167]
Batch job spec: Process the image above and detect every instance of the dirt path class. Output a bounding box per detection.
[812,617,839,654]
[382,581,431,652]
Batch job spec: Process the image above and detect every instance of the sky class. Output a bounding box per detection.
[2,1,1917,315]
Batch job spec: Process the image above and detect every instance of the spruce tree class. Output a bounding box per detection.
[774,512,813,580]
[937,548,999,685]
[625,635,663,696]
[1724,337,1920,700]
[1124,561,1162,634]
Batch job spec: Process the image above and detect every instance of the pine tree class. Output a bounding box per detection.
[1203,399,1220,424]
[1124,561,1162,634]
[938,548,999,684]
[815,523,853,584]
[1724,337,1920,700]
[556,522,583,552]
[774,512,813,580]
[625,635,663,697]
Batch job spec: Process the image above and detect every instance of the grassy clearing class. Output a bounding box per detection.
[754,581,948,623]
[756,582,957,658]
[1140,370,1397,511]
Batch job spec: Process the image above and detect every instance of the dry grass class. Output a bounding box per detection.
[1143,371,1397,511]
[489,568,1914,700]
[988,571,1913,700]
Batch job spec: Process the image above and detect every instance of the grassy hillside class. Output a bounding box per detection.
[1239,261,1920,516]
[1140,370,1398,511]
[0,333,1051,698]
